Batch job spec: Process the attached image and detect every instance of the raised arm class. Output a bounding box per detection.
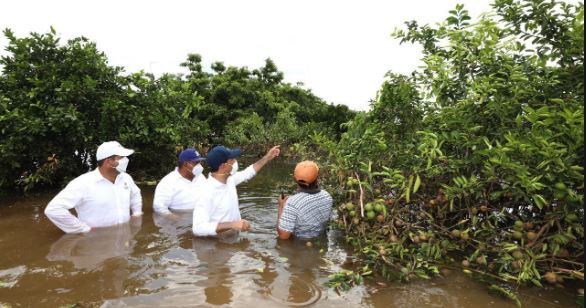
[253,145,280,173]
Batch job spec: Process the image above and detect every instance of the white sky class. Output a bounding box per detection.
[0,0,494,111]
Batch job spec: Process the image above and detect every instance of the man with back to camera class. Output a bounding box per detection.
[192,145,280,237]
[276,160,333,240]
[153,148,206,218]
[44,141,142,234]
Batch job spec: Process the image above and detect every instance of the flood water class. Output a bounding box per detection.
[0,160,579,307]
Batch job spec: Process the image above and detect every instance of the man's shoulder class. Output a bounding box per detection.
[69,170,98,185]
[319,189,333,200]
[156,170,179,186]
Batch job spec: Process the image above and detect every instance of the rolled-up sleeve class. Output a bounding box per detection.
[45,181,91,234]
[193,191,218,236]
[153,180,172,215]
[278,200,298,233]
[232,165,256,186]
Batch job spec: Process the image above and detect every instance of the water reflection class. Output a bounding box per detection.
[270,238,325,306]
[152,211,192,237]
[191,235,248,306]
[44,217,142,301]
[47,216,142,270]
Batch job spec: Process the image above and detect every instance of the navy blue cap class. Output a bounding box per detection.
[206,146,241,171]
[178,148,206,163]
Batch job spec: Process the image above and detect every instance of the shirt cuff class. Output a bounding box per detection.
[80,224,91,233]
[193,222,218,237]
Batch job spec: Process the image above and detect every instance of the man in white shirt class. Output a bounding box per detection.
[192,145,280,237]
[44,141,143,234]
[153,148,206,217]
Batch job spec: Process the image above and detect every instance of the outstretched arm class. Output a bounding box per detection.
[233,145,281,186]
[253,145,280,173]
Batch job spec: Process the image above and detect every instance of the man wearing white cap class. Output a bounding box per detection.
[44,141,143,234]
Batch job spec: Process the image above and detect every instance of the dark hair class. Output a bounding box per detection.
[297,180,318,190]
[97,155,116,167]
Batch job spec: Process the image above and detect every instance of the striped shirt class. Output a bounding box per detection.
[279,190,333,239]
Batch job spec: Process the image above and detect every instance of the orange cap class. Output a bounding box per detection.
[293,161,319,185]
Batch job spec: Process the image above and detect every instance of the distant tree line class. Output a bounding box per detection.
[0,28,355,192]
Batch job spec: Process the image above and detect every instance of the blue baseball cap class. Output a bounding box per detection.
[178,148,206,163]
[206,146,241,171]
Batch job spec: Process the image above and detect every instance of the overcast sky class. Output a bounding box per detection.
[1,0,495,111]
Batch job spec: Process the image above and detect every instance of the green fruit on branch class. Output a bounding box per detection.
[514,220,524,229]
[374,203,384,213]
[512,250,524,260]
[364,203,374,212]
[460,232,470,240]
[512,231,523,240]
[366,210,376,219]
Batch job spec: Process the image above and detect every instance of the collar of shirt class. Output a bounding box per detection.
[90,168,124,184]
[172,167,194,183]
[91,168,114,183]
[208,174,229,188]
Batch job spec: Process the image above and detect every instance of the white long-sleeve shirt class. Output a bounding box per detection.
[44,169,142,234]
[153,168,207,215]
[192,165,256,236]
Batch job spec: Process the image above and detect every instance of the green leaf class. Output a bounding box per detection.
[413,174,421,193]
[406,175,413,203]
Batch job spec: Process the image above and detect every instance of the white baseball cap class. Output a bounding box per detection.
[96,141,134,161]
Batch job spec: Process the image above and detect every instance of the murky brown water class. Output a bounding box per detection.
[0,160,579,307]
